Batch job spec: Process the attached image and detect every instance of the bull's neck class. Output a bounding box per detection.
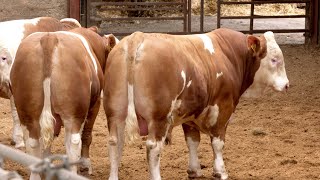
[215,35,250,102]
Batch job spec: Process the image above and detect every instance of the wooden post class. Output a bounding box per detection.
[311,0,319,44]
[69,0,80,22]
[217,0,221,28]
[249,0,255,35]
[200,0,204,33]
[188,0,191,33]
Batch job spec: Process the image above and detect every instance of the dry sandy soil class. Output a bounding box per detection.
[0,43,319,180]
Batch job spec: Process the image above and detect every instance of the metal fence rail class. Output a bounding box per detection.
[86,0,188,36]
[217,0,311,36]
[0,144,88,180]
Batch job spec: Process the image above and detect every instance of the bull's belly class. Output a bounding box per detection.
[171,105,218,135]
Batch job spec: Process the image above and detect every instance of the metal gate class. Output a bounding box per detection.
[70,0,319,44]
[217,0,316,44]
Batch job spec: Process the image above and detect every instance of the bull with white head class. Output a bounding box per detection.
[0,17,81,148]
[243,32,289,97]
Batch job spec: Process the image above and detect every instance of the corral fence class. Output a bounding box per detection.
[69,0,319,44]
[217,0,318,44]
[0,143,88,180]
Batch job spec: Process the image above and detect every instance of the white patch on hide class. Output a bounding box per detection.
[125,84,139,143]
[212,137,228,180]
[187,80,192,88]
[196,34,214,54]
[208,104,219,126]
[60,18,81,27]
[167,70,187,124]
[216,72,223,79]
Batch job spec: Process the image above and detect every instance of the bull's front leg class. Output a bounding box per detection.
[10,97,24,148]
[182,123,202,178]
[211,135,228,180]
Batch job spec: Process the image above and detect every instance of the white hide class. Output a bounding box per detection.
[216,72,223,79]
[125,84,139,142]
[167,70,187,124]
[212,137,228,180]
[146,138,165,180]
[196,34,214,54]
[243,31,289,98]
[39,78,55,149]
[60,18,82,27]
[186,136,202,177]
[0,18,40,85]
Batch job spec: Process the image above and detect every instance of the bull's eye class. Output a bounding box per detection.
[271,58,277,64]
[1,57,6,61]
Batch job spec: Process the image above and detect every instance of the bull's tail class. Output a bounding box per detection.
[39,33,57,149]
[125,84,139,143]
[123,32,145,144]
[40,78,55,149]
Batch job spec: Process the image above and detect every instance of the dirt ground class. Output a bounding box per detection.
[0,43,319,180]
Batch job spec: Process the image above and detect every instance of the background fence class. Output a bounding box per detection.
[69,0,320,43]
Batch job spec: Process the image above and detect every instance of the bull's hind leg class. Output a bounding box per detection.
[64,118,85,173]
[107,115,126,180]
[80,98,101,175]
[146,120,170,180]
[22,124,41,180]
[182,123,202,178]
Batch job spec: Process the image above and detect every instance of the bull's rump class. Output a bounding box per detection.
[11,32,94,123]
[104,32,215,135]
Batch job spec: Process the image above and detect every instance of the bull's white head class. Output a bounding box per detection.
[0,19,30,86]
[243,31,289,98]
[0,44,15,85]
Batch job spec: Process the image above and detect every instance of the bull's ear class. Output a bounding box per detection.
[247,35,261,54]
[104,34,118,49]
[88,26,99,33]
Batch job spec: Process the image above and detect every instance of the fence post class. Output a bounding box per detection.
[311,0,319,44]
[217,0,221,28]
[249,1,255,34]
[188,0,192,33]
[86,0,92,27]
[69,0,80,22]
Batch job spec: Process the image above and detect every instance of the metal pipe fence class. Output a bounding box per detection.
[0,144,89,180]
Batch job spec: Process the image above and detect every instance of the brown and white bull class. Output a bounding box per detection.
[10,27,117,179]
[103,28,289,180]
[0,17,81,148]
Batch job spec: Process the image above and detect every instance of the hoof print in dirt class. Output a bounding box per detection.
[252,128,267,137]
[280,159,298,165]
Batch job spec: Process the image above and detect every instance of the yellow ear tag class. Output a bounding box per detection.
[251,44,256,53]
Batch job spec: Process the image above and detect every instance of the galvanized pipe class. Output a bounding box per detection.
[0,144,88,180]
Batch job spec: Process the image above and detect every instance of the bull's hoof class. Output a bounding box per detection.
[213,172,228,180]
[187,169,202,178]
[80,158,93,175]
[13,140,25,149]
[164,137,172,145]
